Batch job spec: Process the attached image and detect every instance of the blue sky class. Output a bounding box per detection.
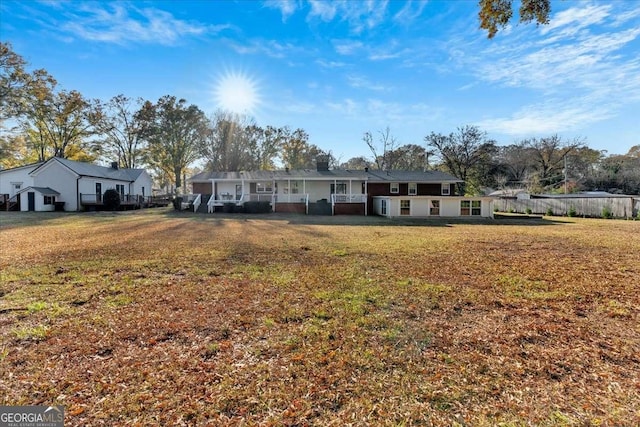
[2,0,639,162]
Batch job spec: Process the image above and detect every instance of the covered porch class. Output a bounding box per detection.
[196,177,368,215]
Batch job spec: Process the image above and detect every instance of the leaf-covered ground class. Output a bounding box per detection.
[1,210,638,426]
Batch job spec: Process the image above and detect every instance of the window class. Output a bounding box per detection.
[291,181,299,194]
[381,199,387,216]
[116,184,125,198]
[44,195,53,205]
[408,182,417,195]
[331,182,347,194]
[400,199,410,215]
[390,182,399,193]
[430,200,440,216]
[472,200,482,216]
[256,181,273,192]
[441,183,450,196]
[461,200,482,216]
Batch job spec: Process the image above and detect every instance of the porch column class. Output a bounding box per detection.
[242,179,245,201]
[364,180,368,216]
[211,179,215,196]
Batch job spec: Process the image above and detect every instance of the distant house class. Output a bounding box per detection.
[189,162,494,218]
[0,158,153,212]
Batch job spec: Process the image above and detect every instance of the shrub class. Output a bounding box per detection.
[244,201,271,213]
[525,208,532,215]
[103,189,121,211]
[567,205,576,217]
[602,206,613,219]
[172,196,183,210]
[546,207,554,216]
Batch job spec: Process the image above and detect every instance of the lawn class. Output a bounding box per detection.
[1,209,638,426]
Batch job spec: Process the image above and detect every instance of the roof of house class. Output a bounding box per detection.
[31,157,146,182]
[17,186,60,195]
[365,170,462,183]
[0,162,44,173]
[190,168,461,183]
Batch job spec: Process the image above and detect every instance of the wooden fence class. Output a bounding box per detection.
[495,197,639,219]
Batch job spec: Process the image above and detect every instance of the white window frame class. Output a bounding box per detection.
[429,200,440,216]
[441,183,450,196]
[381,199,387,216]
[460,200,481,216]
[400,199,410,216]
[408,182,417,195]
[390,182,399,194]
[256,181,273,193]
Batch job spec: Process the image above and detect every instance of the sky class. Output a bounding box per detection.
[1,0,639,163]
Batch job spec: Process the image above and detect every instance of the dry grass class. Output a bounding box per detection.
[1,209,639,426]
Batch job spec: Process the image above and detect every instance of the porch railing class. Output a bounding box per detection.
[192,194,202,212]
[331,193,368,203]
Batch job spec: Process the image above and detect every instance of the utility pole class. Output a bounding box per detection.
[564,154,568,194]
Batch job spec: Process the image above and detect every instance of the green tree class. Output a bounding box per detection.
[424,125,497,195]
[0,42,30,122]
[201,111,259,172]
[386,144,429,171]
[140,96,208,191]
[340,156,370,170]
[25,83,101,160]
[479,0,551,38]
[94,95,149,169]
[279,127,331,169]
[523,135,582,190]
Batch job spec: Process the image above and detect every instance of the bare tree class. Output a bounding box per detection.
[363,127,399,170]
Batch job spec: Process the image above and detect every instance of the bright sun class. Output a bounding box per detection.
[214,70,261,116]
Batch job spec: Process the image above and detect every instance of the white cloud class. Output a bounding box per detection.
[333,39,363,55]
[393,0,428,25]
[540,4,611,36]
[308,0,337,21]
[346,75,389,91]
[229,39,305,59]
[449,1,640,142]
[263,0,299,22]
[59,3,227,45]
[315,59,346,68]
[477,97,615,136]
[308,0,389,34]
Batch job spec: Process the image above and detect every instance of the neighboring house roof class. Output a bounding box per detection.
[488,188,528,197]
[30,157,146,182]
[365,170,462,183]
[0,162,44,174]
[17,186,60,195]
[190,169,461,183]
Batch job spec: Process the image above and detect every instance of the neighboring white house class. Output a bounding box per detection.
[1,158,153,212]
[0,162,43,198]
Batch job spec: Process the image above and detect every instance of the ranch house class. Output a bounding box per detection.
[189,161,494,218]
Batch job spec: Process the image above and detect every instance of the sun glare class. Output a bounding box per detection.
[214,70,261,115]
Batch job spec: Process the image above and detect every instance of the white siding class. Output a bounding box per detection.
[372,196,494,218]
[0,166,36,197]
[32,162,79,211]
[132,171,153,198]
